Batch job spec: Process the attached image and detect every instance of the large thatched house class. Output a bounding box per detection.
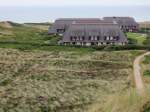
[48,18,130,46]
[103,17,139,32]
[61,23,128,46]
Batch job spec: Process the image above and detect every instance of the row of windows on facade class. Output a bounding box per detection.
[120,25,137,28]
[70,36,119,41]
[64,42,126,45]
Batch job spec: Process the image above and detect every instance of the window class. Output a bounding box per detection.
[70,36,73,41]
[89,36,91,40]
[74,36,77,41]
[110,37,113,40]
[82,36,85,40]
[107,36,110,40]
[104,36,107,40]
[57,29,65,33]
[97,36,100,40]
[113,36,116,40]
[76,36,79,41]
[95,36,97,40]
[116,36,119,40]
[91,36,94,40]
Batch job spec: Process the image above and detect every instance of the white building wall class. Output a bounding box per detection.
[86,43,91,46]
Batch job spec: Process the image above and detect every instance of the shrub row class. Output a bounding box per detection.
[0,41,150,51]
[93,45,150,51]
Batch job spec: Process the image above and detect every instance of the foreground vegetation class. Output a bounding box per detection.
[0,21,150,112]
[0,48,146,112]
[141,54,150,112]
[0,21,59,45]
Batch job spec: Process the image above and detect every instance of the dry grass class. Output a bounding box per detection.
[0,21,13,29]
[0,48,145,112]
[139,22,150,28]
[88,52,150,112]
[142,55,150,84]
[24,24,50,31]
[95,88,150,112]
[100,53,150,112]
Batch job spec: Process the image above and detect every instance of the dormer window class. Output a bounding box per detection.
[106,36,110,40]
[91,36,94,40]
[95,36,97,40]
[110,37,113,40]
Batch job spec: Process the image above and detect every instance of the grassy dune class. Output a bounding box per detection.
[88,52,150,112]
[142,54,150,89]
[115,54,150,112]
[0,21,59,45]
[0,48,145,112]
[0,22,150,112]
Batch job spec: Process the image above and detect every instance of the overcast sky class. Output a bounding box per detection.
[0,0,150,22]
[1,0,150,6]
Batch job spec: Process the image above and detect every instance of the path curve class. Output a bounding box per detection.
[133,51,150,95]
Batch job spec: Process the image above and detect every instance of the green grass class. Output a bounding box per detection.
[0,24,59,45]
[127,32,146,45]
[143,55,150,64]
[144,70,150,77]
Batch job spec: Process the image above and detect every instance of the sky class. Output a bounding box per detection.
[0,0,150,23]
[1,0,150,6]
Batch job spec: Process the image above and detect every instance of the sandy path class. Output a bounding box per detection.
[133,51,150,94]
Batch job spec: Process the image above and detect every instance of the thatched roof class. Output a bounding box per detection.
[62,23,127,43]
[103,17,139,26]
[48,18,113,34]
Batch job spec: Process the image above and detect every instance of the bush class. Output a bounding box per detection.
[128,38,138,45]
[144,70,150,77]
[93,45,150,51]
[139,28,150,34]
[143,55,150,64]
[143,34,150,45]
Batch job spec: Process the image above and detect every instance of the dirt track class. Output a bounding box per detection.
[133,52,150,94]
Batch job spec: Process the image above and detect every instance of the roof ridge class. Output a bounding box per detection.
[71,23,117,25]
